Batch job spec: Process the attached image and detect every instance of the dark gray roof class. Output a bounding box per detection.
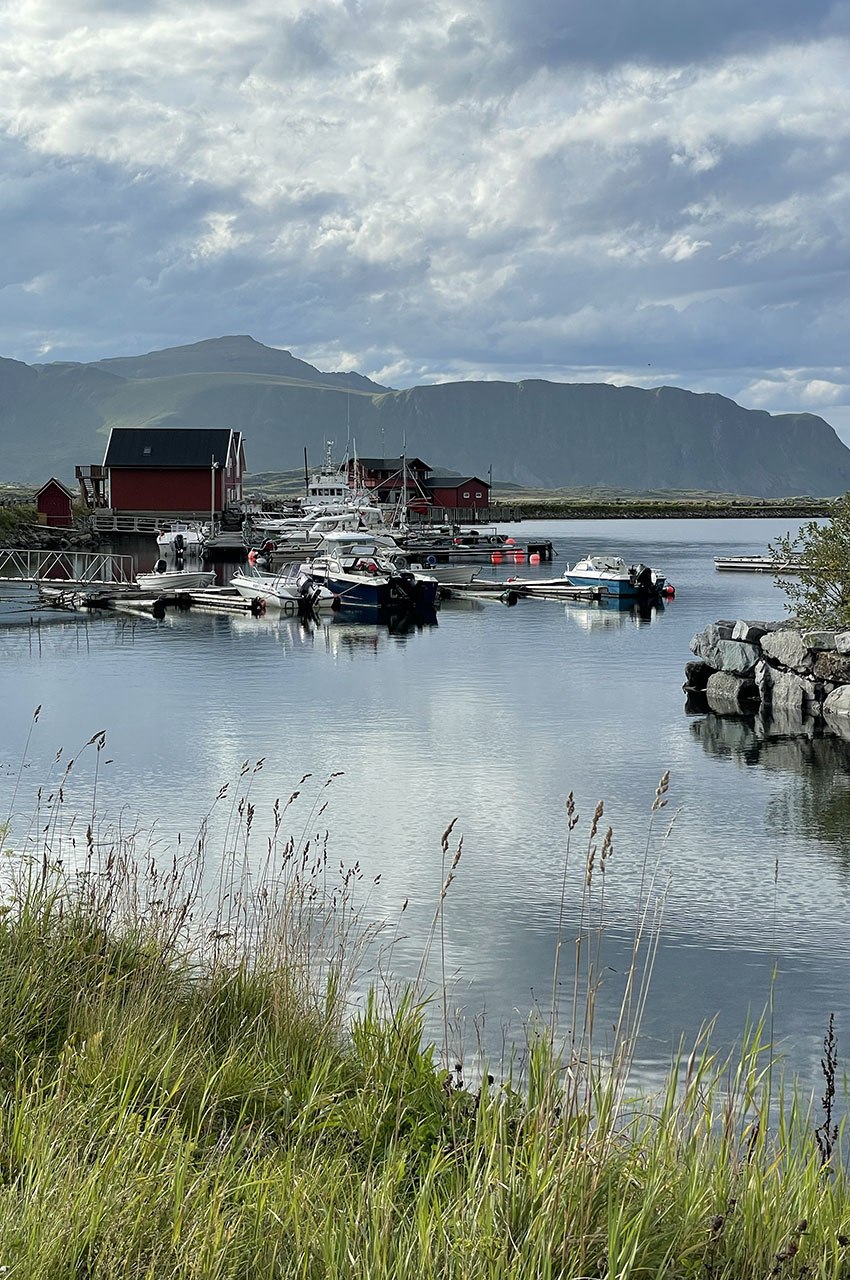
[354,456,431,472]
[423,475,489,488]
[103,428,241,468]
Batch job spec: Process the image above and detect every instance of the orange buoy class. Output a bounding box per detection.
[663,584,675,598]
[529,553,541,564]
[491,551,503,563]
[513,551,525,561]
[504,537,515,545]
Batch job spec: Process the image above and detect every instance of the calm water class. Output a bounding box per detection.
[3,518,850,1088]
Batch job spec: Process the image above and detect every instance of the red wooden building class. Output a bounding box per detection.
[345,457,432,503]
[102,428,245,517]
[35,477,75,527]
[423,474,490,510]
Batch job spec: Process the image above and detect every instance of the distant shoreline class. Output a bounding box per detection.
[499,500,834,521]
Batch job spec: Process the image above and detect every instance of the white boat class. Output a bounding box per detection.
[155,521,208,556]
[136,564,216,592]
[230,565,337,610]
[564,554,669,598]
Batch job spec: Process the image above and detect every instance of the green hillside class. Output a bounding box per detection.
[3,335,850,497]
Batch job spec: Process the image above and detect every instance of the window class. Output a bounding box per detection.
[475,492,482,498]
[463,491,470,499]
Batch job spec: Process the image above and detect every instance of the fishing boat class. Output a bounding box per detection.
[564,555,669,598]
[136,561,216,592]
[298,534,439,610]
[230,564,337,610]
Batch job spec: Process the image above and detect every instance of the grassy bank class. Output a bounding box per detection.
[0,503,36,545]
[1,749,848,1277]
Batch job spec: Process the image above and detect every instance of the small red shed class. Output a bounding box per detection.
[35,477,75,527]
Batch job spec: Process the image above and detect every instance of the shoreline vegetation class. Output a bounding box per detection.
[2,726,850,1277]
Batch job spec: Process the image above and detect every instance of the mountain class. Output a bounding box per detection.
[3,334,850,497]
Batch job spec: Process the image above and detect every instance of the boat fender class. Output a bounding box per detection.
[248,549,258,565]
[174,533,185,553]
[663,584,675,598]
[331,595,342,611]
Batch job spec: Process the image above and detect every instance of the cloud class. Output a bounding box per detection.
[0,0,849,438]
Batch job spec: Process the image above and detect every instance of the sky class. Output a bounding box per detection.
[2,0,850,442]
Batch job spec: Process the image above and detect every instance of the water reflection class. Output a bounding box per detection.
[229,603,439,654]
[689,707,850,865]
[563,596,667,630]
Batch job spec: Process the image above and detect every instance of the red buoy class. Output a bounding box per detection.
[529,553,541,565]
[491,551,503,563]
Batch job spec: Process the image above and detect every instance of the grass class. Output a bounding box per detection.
[0,724,848,1277]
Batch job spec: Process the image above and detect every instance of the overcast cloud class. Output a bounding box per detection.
[2,0,850,440]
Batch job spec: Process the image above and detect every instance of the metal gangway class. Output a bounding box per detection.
[0,548,135,587]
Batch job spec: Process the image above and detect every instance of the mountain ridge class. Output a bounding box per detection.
[2,335,849,497]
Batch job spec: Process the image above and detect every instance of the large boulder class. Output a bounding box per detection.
[811,652,850,684]
[824,685,850,718]
[762,668,818,712]
[803,631,839,652]
[684,660,713,691]
[760,629,812,673]
[836,632,850,655]
[705,671,759,714]
[690,626,761,675]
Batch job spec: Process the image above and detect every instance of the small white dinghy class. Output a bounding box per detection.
[230,564,337,611]
[137,561,216,592]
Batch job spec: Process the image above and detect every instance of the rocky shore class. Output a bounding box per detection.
[685,619,850,729]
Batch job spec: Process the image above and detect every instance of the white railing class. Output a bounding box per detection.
[0,549,135,585]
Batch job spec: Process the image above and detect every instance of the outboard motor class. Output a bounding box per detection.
[630,563,654,594]
[154,558,168,574]
[173,533,185,554]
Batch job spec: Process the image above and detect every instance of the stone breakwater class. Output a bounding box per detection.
[685,620,850,724]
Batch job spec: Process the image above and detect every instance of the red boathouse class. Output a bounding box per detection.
[102,428,245,518]
[35,477,75,527]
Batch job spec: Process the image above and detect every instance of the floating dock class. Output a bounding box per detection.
[714,555,809,574]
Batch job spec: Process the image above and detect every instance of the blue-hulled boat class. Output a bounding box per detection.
[564,554,668,598]
[298,534,439,610]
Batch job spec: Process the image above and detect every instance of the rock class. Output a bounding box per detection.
[836,632,850,656]
[810,652,850,684]
[761,629,812,673]
[697,635,761,675]
[755,659,773,701]
[824,685,850,717]
[684,660,713,690]
[823,712,850,741]
[732,620,771,643]
[766,668,818,712]
[803,631,838,651]
[705,671,759,714]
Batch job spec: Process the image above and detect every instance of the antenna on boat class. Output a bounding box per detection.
[303,447,309,494]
